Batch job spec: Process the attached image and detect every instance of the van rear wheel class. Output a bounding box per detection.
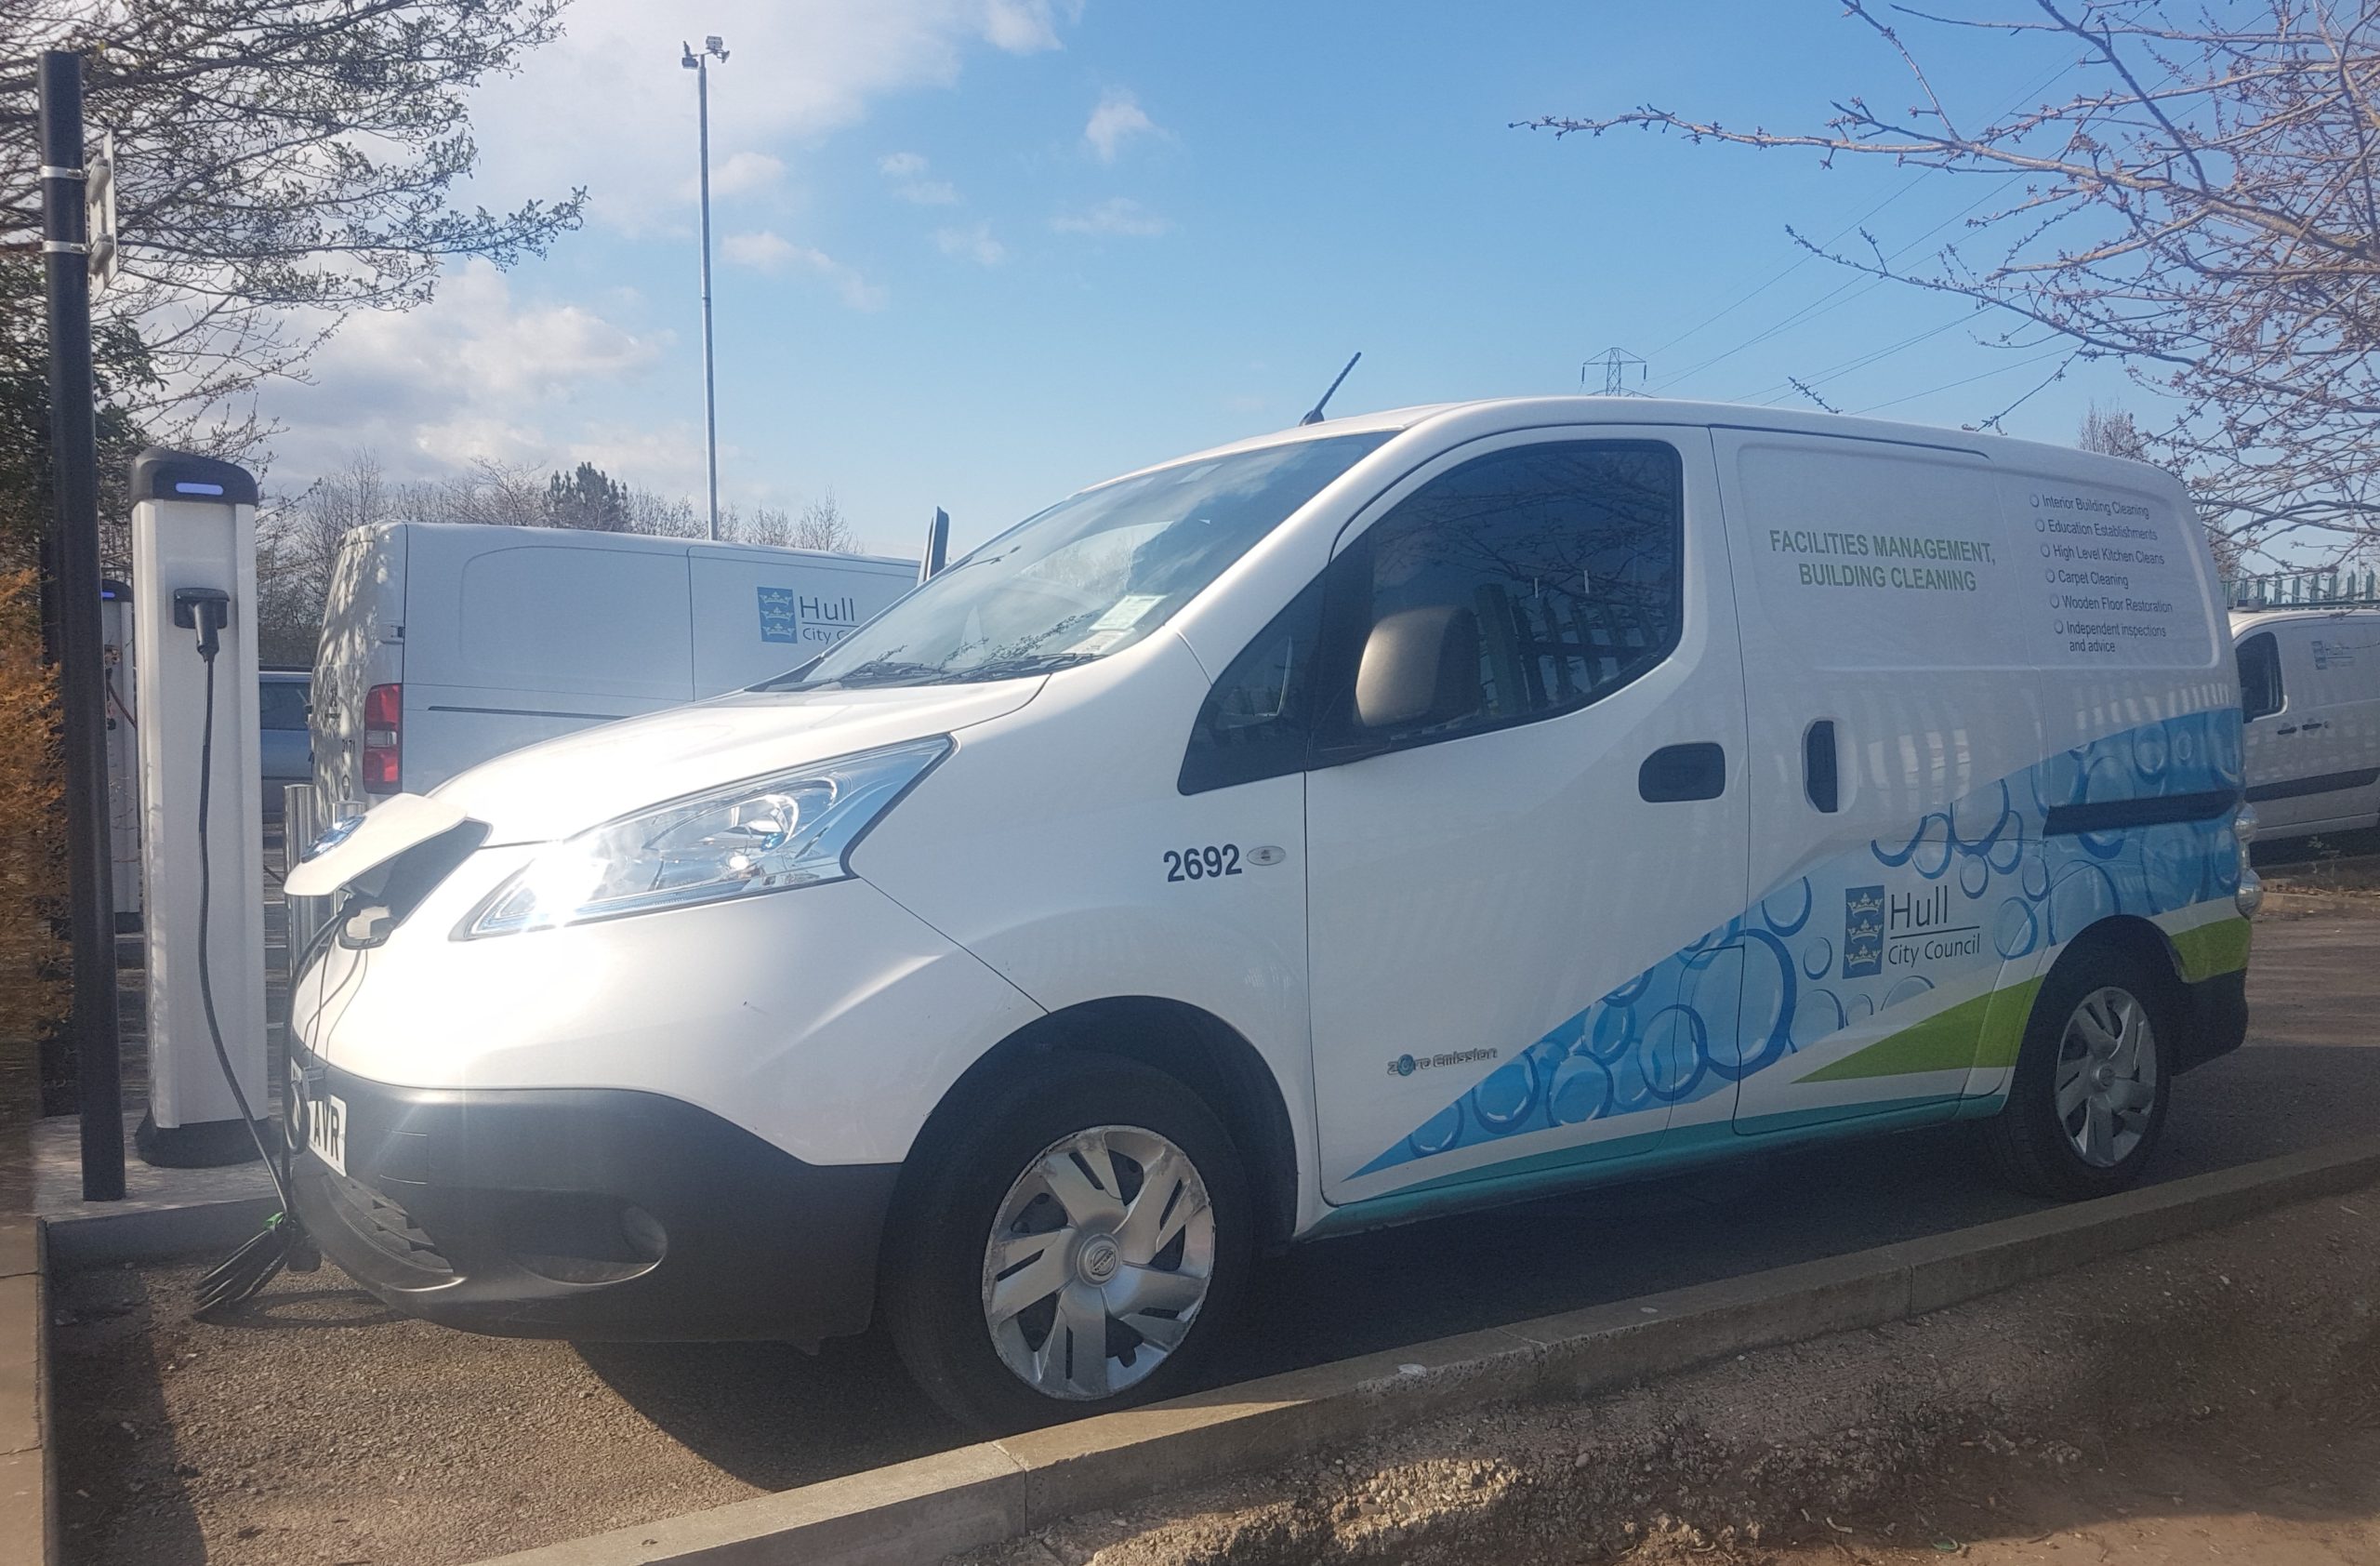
[1985,952,2175,1201]
[882,1057,1250,1432]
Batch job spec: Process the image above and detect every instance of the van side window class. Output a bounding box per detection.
[1178,579,1327,794]
[258,680,311,731]
[2237,630,2283,721]
[1322,440,1684,752]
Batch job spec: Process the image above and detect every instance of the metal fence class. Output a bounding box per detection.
[2225,568,2380,610]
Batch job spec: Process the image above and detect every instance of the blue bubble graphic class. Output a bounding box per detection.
[1959,854,1990,899]
[2049,864,2121,945]
[1951,779,2013,855]
[1993,897,2039,960]
[1883,974,1937,1011]
[1641,1006,1710,1103]
[1548,1055,1613,1125]
[1802,934,1834,980]
[1408,1102,1465,1157]
[1470,1056,1542,1135]
[1792,988,1847,1051]
[1586,1002,1638,1063]
[2022,853,2052,901]
[1763,878,1814,936]
[1987,818,2027,874]
[1601,966,1654,1007]
[2132,723,2170,784]
[1720,929,1797,1080]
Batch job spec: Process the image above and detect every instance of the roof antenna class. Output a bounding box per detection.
[1299,352,1362,426]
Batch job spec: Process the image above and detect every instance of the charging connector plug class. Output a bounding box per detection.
[172,586,231,660]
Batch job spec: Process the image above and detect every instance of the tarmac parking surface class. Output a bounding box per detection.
[50,896,2380,1566]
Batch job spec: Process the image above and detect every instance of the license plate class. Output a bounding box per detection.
[289,1060,347,1176]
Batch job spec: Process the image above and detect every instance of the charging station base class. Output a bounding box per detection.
[136,1108,266,1169]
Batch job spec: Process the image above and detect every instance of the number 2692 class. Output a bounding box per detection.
[1163,845,1241,882]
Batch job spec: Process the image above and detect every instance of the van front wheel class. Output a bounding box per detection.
[1985,957,2174,1201]
[882,1057,1250,1431]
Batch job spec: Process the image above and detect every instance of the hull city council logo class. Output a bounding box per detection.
[1844,885,1885,978]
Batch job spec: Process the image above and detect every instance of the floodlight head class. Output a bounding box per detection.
[706,34,727,59]
[681,42,697,68]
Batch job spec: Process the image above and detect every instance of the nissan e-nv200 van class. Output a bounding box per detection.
[2233,604,2380,846]
[285,399,2255,1429]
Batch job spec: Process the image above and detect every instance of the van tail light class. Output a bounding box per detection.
[362,682,402,792]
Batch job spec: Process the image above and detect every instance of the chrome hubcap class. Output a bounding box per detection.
[981,1124,1216,1401]
[2056,986,2160,1168]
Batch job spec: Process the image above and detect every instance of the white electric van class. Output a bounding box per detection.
[286,400,2255,1429]
[2232,605,2380,845]
[311,522,916,806]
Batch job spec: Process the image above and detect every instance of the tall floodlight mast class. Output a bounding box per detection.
[682,35,731,539]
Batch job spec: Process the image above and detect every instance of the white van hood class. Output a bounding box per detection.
[436,679,1039,846]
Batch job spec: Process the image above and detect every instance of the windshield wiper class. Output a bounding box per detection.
[942,651,1099,683]
[773,657,946,692]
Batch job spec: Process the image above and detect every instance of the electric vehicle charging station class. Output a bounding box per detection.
[130,448,270,1168]
[99,577,142,927]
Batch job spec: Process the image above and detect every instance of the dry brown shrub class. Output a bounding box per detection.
[0,565,67,1041]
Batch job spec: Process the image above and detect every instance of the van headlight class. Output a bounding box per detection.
[459,737,949,937]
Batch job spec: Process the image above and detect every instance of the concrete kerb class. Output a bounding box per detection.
[472,1135,2380,1566]
[41,1192,278,1270]
[0,1214,53,1566]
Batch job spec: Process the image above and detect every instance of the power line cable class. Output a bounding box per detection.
[1646,56,2076,391]
[1739,312,1975,405]
[1851,345,2071,415]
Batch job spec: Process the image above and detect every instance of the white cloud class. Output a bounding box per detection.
[935,221,1008,266]
[463,1,1081,233]
[1083,87,1160,164]
[1051,196,1171,237]
[982,0,1071,52]
[705,151,786,198]
[722,229,889,310]
[258,259,671,484]
[877,149,960,205]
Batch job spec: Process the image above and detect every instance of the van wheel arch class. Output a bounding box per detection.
[892,997,1301,1253]
[2052,914,2189,1001]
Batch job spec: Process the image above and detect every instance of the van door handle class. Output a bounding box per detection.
[1640,742,1726,803]
[1803,720,1839,814]
[2298,720,2328,732]
[2276,724,2299,736]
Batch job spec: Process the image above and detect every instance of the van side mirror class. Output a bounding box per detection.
[1355,605,1481,732]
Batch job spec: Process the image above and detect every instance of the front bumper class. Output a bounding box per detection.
[289,1046,899,1343]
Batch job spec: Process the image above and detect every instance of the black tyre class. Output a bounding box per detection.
[881,1055,1251,1432]
[1984,946,2175,1200]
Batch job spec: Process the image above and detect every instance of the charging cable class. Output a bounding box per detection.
[178,588,320,1316]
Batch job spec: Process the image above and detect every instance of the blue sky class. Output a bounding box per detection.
[270,1,2146,558]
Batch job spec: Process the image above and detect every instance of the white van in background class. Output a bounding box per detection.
[311,523,917,809]
[2233,605,2380,844]
[287,400,2253,1429]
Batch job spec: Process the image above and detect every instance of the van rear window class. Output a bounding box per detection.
[2237,630,2283,720]
[258,679,310,731]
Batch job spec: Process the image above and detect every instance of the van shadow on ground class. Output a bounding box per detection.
[584,1026,2380,1491]
[575,1329,953,1492]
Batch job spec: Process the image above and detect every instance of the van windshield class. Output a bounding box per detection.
[762,431,1391,691]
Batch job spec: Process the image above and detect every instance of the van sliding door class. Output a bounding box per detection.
[1714,430,2030,1136]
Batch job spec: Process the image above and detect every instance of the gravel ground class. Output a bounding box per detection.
[50,1270,945,1565]
[965,1180,2380,1566]
[45,901,2380,1566]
